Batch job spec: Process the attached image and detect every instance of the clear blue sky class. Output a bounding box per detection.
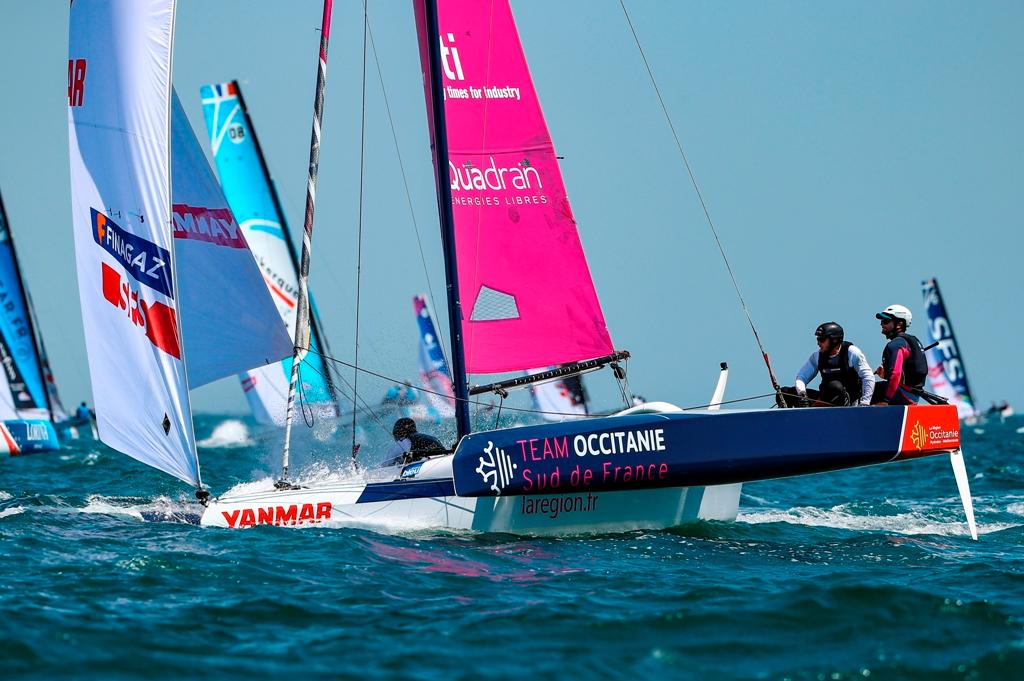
[0,1,1021,417]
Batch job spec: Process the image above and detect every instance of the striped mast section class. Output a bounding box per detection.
[279,0,334,486]
[230,80,341,416]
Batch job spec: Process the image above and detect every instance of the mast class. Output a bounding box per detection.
[280,0,334,484]
[229,80,340,415]
[423,0,471,439]
[0,189,52,421]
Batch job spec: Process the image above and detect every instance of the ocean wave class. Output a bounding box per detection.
[78,494,200,524]
[0,507,24,519]
[197,419,253,448]
[738,503,1017,536]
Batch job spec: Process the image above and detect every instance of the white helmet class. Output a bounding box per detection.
[876,304,912,326]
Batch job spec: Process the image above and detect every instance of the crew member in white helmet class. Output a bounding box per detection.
[872,304,928,406]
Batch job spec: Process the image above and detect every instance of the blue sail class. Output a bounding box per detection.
[200,81,338,425]
[414,295,455,419]
[921,278,976,420]
[0,190,60,453]
[0,193,47,418]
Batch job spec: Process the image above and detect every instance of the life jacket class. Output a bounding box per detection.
[894,332,928,390]
[405,432,446,462]
[817,341,863,403]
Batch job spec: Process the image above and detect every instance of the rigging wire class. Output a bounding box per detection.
[618,1,783,397]
[350,0,369,460]
[365,18,452,372]
[309,348,778,418]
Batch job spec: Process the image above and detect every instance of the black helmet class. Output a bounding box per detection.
[392,417,417,440]
[814,322,844,342]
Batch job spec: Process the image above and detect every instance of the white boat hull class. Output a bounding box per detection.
[200,454,741,534]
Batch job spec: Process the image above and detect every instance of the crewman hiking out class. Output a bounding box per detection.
[783,322,874,407]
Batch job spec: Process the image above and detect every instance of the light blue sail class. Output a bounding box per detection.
[199,81,338,424]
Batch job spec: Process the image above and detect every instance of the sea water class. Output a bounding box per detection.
[2,414,1022,680]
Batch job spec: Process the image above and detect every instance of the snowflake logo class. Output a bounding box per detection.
[476,440,517,495]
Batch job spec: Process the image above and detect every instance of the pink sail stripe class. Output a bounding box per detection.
[415,0,613,373]
[171,204,248,248]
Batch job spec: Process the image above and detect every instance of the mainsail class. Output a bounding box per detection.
[415,0,614,374]
[413,294,455,418]
[0,190,51,422]
[921,278,977,420]
[69,0,291,485]
[199,81,339,425]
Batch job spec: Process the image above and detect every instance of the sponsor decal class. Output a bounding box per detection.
[899,405,960,459]
[241,375,258,393]
[221,502,333,528]
[171,204,248,249]
[476,440,517,494]
[67,59,86,107]
[92,209,172,297]
[0,280,35,410]
[438,32,521,102]
[448,157,549,208]
[470,426,672,496]
[101,262,181,359]
[909,421,928,451]
[519,493,599,520]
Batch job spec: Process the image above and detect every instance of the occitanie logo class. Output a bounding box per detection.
[910,421,927,451]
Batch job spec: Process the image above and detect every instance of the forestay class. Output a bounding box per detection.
[414,0,614,374]
[199,82,337,425]
[68,0,290,485]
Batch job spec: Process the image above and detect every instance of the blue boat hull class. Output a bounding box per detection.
[452,405,962,497]
[1,419,60,455]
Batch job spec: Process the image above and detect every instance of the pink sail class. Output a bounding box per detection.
[415,0,613,374]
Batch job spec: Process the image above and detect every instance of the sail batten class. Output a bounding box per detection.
[415,0,614,376]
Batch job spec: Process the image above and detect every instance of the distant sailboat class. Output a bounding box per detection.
[921,278,982,422]
[199,81,340,426]
[413,294,455,420]
[68,0,292,487]
[529,369,588,422]
[0,188,62,454]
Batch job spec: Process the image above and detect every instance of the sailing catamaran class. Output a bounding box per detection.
[921,278,1011,423]
[198,81,341,427]
[0,188,65,454]
[70,0,978,538]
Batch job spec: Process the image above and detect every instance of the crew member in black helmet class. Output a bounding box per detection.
[783,322,874,407]
[385,417,446,466]
[872,304,928,405]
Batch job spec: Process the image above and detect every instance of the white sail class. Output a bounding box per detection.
[68,0,290,485]
[69,0,196,484]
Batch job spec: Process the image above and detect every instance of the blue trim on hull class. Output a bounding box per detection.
[355,477,457,503]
